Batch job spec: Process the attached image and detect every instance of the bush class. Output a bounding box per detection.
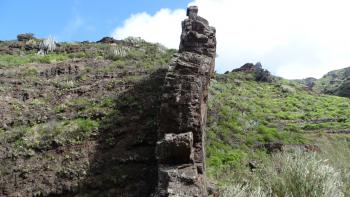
[221,151,345,197]
[266,151,344,197]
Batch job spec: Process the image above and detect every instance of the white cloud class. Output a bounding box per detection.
[112,0,350,79]
[112,9,186,49]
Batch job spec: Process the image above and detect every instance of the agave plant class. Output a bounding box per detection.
[38,35,56,55]
[106,45,130,60]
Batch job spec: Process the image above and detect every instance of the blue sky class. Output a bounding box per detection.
[0,0,190,41]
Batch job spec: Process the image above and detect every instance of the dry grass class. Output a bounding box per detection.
[221,150,345,197]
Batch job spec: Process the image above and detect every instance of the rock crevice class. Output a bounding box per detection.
[156,6,216,196]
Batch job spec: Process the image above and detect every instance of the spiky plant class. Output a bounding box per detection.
[105,45,130,60]
[38,35,56,55]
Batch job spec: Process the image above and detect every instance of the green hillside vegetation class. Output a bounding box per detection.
[206,70,350,196]
[0,39,175,152]
[313,67,350,97]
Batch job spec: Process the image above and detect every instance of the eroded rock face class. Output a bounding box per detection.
[156,6,216,196]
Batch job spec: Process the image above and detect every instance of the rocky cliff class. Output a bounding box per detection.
[156,6,216,196]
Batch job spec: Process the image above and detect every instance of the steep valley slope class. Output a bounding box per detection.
[0,39,349,196]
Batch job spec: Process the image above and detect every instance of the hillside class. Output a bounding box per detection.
[296,66,350,98]
[206,67,350,196]
[0,32,350,196]
[0,37,175,196]
[312,67,350,97]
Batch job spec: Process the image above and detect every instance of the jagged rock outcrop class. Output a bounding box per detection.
[233,62,273,82]
[155,6,216,196]
[97,36,120,44]
[17,33,35,42]
[232,62,262,72]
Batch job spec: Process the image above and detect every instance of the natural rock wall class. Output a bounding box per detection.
[156,6,216,196]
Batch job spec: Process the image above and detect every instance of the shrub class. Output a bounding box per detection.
[221,151,345,197]
[266,151,344,197]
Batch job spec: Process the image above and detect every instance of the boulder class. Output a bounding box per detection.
[233,62,273,82]
[232,62,262,72]
[97,37,119,44]
[17,33,35,42]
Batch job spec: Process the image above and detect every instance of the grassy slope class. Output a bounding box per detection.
[0,39,176,196]
[0,40,175,152]
[206,71,350,195]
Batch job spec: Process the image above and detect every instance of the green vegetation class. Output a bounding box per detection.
[0,39,176,70]
[206,71,350,195]
[103,42,176,70]
[0,53,70,68]
[2,118,99,151]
